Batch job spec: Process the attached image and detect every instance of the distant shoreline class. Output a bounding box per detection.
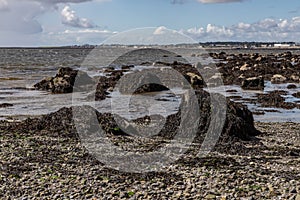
[1,46,300,51]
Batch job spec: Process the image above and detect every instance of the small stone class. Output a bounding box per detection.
[291,188,297,193]
[271,74,287,83]
[240,63,251,71]
[205,194,216,199]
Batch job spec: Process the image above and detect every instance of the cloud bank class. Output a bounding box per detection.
[182,17,300,42]
[0,0,8,11]
[0,0,102,34]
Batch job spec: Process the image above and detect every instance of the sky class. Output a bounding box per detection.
[0,0,300,46]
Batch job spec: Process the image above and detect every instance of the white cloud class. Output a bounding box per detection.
[0,1,43,34]
[153,26,167,35]
[0,0,111,46]
[0,0,109,34]
[0,0,8,11]
[61,5,96,28]
[207,24,234,37]
[182,17,300,42]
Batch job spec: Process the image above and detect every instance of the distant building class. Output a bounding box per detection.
[274,43,291,48]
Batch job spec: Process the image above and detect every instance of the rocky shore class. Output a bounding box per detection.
[1,49,300,199]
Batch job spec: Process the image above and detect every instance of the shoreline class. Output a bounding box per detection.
[0,48,299,199]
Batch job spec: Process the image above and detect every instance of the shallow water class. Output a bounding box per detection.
[207,82,300,122]
[0,47,299,122]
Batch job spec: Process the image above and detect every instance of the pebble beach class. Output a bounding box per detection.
[0,47,300,199]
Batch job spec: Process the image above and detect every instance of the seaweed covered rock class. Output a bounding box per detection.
[117,71,169,94]
[241,76,264,90]
[257,90,297,109]
[293,92,300,98]
[34,67,94,93]
[0,103,13,108]
[13,87,260,146]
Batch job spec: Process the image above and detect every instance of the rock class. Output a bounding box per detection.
[271,74,287,84]
[296,194,300,200]
[34,67,94,93]
[223,98,260,140]
[226,90,238,93]
[93,76,117,101]
[258,91,296,109]
[0,103,13,108]
[291,75,300,82]
[256,56,265,62]
[240,64,251,71]
[186,72,204,87]
[292,92,300,98]
[118,70,169,94]
[287,84,297,89]
[238,74,246,79]
[241,76,264,90]
[205,194,216,199]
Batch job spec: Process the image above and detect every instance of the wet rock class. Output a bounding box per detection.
[292,92,300,98]
[215,52,300,85]
[121,65,134,70]
[223,99,260,140]
[240,63,251,71]
[0,103,13,108]
[287,84,297,89]
[34,67,94,93]
[290,75,300,82]
[271,74,287,84]
[94,75,118,101]
[241,76,264,90]
[118,71,169,94]
[258,91,296,109]
[185,72,204,88]
[226,90,238,93]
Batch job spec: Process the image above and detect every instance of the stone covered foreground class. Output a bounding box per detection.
[0,118,299,199]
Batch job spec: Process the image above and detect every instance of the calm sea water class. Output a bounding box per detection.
[0,47,299,122]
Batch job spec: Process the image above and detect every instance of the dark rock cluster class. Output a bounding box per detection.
[30,50,265,147]
[34,67,94,93]
[28,63,259,142]
[211,51,300,87]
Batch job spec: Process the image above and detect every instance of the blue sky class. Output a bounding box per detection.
[0,0,300,46]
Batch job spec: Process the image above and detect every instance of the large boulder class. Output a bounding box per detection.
[34,67,94,93]
[117,70,169,94]
[241,76,264,90]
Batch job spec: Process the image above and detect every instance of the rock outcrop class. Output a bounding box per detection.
[34,67,94,93]
[241,76,264,90]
